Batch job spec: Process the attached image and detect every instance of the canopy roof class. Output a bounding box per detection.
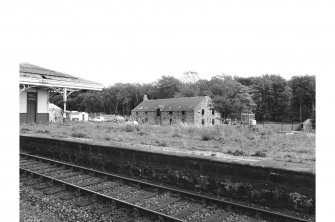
[132,96,210,112]
[19,63,103,91]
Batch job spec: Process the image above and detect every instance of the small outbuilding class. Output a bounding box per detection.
[69,111,89,122]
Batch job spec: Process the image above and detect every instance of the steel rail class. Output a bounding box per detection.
[20,152,310,222]
[20,167,184,222]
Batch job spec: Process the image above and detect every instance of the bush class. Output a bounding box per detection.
[36,129,49,134]
[201,129,215,141]
[227,149,247,156]
[253,151,267,157]
[125,124,134,132]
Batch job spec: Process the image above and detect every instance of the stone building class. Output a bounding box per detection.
[131,96,221,126]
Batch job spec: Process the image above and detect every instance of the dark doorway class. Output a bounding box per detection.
[156,109,161,125]
[27,92,37,123]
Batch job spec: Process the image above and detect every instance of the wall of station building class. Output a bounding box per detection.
[20,88,49,124]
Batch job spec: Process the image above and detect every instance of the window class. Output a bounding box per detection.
[145,111,148,115]
[202,109,205,115]
[202,119,205,125]
[212,109,215,115]
[136,112,138,115]
[212,119,215,125]
[145,118,148,123]
[182,111,186,115]
[169,111,173,115]
[170,119,172,125]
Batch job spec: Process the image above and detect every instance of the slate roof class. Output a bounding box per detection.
[132,96,209,112]
[20,63,103,90]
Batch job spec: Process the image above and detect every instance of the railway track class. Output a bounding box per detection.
[20,152,312,222]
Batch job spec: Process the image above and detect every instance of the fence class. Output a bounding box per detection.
[256,121,301,131]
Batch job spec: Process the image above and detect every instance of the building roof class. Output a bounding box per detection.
[20,63,103,91]
[49,103,62,111]
[132,96,210,112]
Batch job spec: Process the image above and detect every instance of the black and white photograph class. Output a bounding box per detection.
[1,0,334,221]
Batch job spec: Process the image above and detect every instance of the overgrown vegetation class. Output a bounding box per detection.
[21,122,315,165]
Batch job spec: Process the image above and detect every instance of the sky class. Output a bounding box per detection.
[2,0,334,87]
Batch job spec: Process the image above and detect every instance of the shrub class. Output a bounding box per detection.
[227,149,247,156]
[160,141,168,147]
[201,128,216,141]
[125,124,134,132]
[253,151,267,157]
[36,129,49,134]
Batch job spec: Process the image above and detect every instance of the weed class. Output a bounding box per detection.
[227,149,247,156]
[71,132,86,138]
[125,124,134,132]
[201,129,215,141]
[160,141,168,147]
[252,151,267,157]
[138,131,145,136]
[36,130,49,134]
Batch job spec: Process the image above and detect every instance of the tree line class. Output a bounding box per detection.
[50,72,315,122]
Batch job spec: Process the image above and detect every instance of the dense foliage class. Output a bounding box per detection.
[50,72,315,122]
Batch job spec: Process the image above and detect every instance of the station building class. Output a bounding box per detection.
[19,63,103,124]
[131,95,221,126]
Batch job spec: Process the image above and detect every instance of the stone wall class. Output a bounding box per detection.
[20,135,315,214]
[193,97,220,126]
[132,110,195,125]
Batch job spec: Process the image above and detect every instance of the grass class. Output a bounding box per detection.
[20,121,315,164]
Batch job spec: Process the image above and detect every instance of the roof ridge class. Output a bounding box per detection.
[150,96,206,101]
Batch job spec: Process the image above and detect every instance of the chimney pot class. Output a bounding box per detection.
[143,95,148,101]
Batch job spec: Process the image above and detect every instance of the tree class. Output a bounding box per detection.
[289,75,315,122]
[156,76,182,98]
[209,75,256,118]
[235,75,291,121]
[181,71,200,84]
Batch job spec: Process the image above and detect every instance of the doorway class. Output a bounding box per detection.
[156,109,161,125]
[27,92,37,123]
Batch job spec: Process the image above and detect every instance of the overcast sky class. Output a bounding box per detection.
[2,0,334,87]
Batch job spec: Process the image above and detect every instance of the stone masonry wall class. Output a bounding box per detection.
[194,97,220,126]
[20,135,315,214]
[132,110,194,125]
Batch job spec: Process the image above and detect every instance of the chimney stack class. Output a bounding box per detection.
[143,95,148,101]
